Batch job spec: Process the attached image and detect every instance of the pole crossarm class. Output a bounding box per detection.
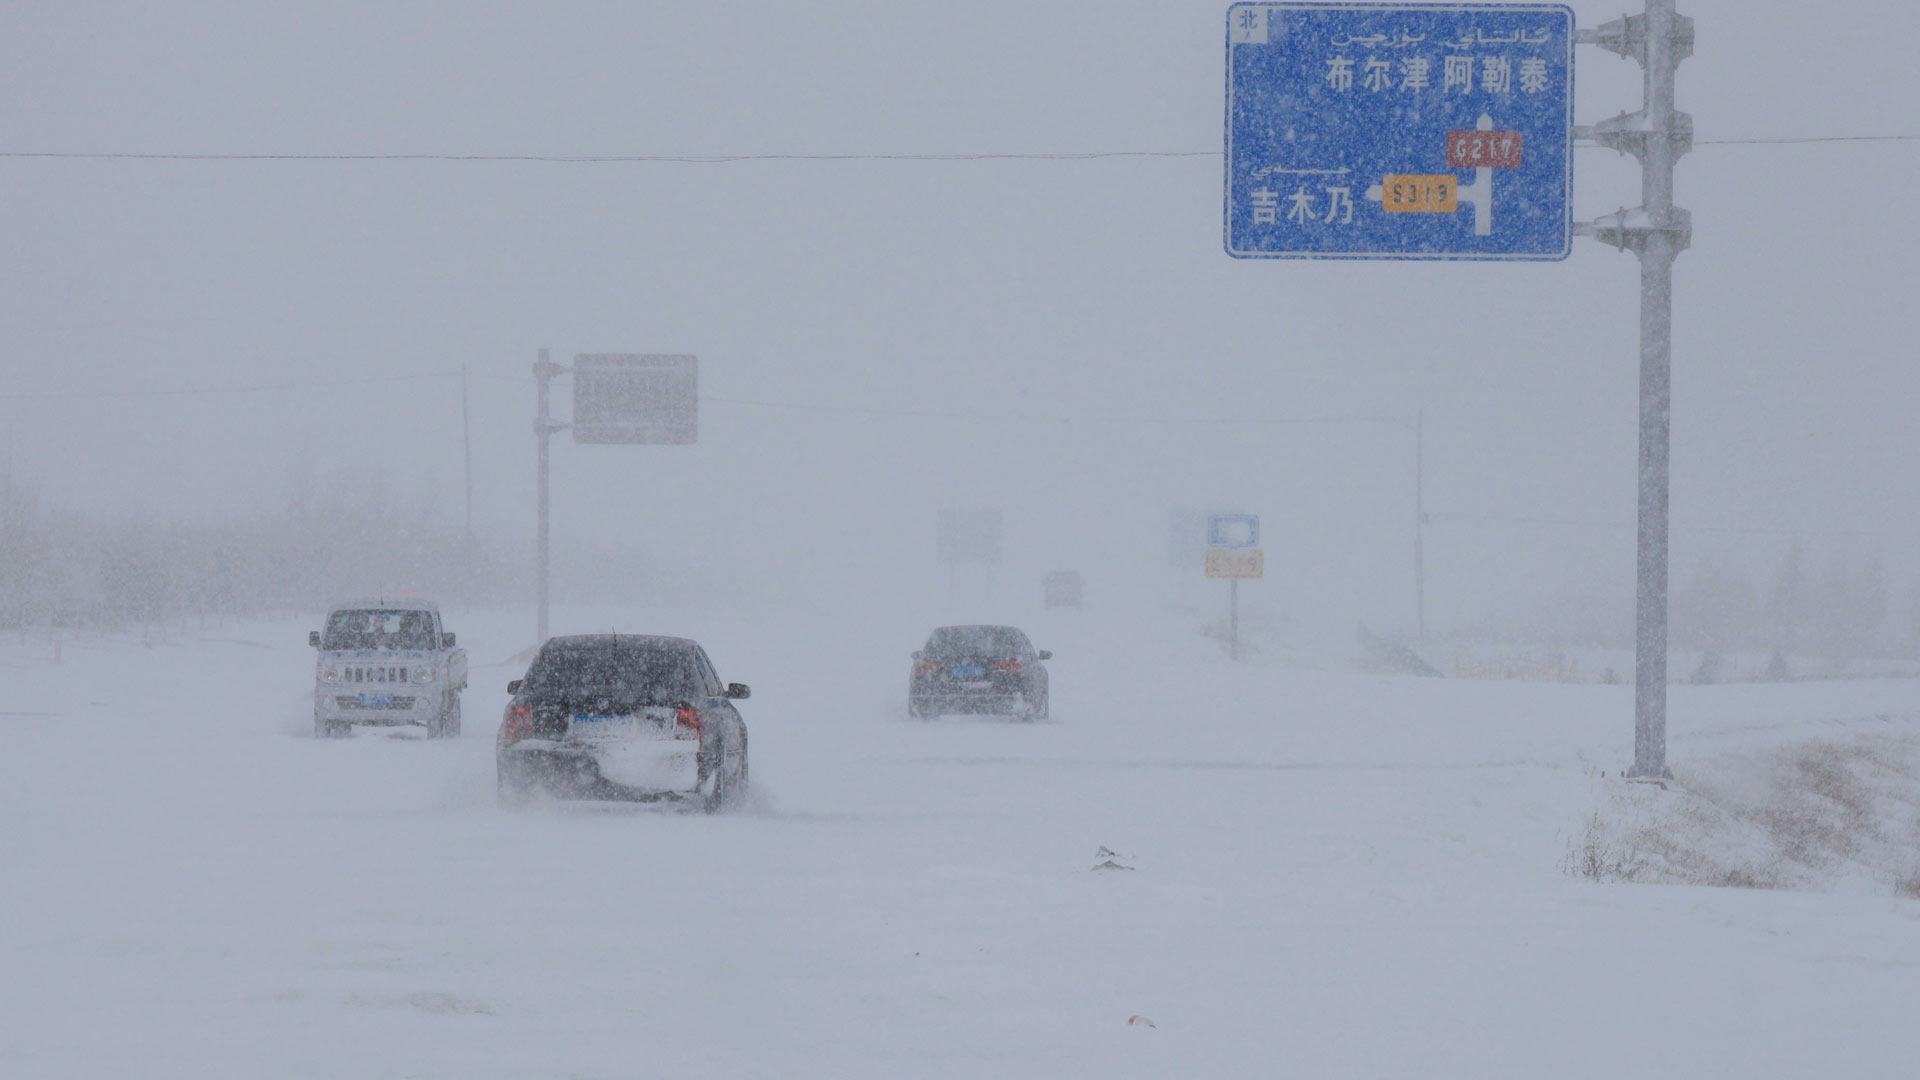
[1577,108,1694,162]
[1575,205,1693,255]
[1576,12,1694,65]
[1574,8,1695,259]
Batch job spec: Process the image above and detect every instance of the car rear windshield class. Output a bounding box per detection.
[323,610,436,651]
[927,626,1023,658]
[524,641,703,701]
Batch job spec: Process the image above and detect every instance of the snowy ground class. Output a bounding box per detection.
[6,605,1920,1078]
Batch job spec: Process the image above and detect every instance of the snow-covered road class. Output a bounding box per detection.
[5,607,1920,1078]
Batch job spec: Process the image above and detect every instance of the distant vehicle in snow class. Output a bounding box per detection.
[496,634,750,812]
[1042,571,1084,609]
[909,625,1050,721]
[309,601,468,738]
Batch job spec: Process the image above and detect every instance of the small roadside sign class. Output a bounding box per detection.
[937,507,1005,566]
[1208,513,1260,549]
[1206,549,1265,579]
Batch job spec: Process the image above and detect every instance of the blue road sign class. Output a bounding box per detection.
[1225,3,1574,260]
[1209,514,1260,549]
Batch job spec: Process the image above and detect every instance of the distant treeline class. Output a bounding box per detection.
[1517,541,1912,662]
[1674,542,1901,660]
[0,478,521,630]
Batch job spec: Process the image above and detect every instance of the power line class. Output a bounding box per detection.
[1427,510,1920,542]
[13,367,1915,543]
[702,393,1406,427]
[1693,134,1918,146]
[0,150,1219,165]
[0,135,1909,165]
[0,371,1407,428]
[0,370,462,400]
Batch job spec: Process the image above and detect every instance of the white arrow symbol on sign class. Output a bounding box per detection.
[1365,113,1496,236]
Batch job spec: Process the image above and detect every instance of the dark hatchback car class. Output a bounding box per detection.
[497,634,749,811]
[909,625,1051,720]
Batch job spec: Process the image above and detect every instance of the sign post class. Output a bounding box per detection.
[1226,3,1575,261]
[1206,515,1263,660]
[1227,3,1690,776]
[531,351,699,647]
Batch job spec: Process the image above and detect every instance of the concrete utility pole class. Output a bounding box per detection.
[1415,410,1427,642]
[1576,0,1693,779]
[461,363,474,552]
[533,349,569,647]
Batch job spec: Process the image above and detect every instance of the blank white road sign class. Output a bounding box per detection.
[572,354,697,444]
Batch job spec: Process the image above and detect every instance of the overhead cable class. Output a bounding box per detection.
[0,135,1910,166]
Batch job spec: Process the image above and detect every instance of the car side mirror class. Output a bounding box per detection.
[309,631,321,648]
[912,650,923,660]
[1037,650,1052,661]
[726,683,751,700]
[442,632,456,648]
[507,679,523,695]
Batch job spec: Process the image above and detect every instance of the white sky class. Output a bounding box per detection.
[3,1,1917,632]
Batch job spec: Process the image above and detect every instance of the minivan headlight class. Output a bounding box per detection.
[412,666,435,683]
[321,667,340,683]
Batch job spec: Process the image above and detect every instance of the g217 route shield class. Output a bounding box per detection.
[1225,3,1574,260]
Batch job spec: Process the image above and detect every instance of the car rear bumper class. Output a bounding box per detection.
[911,689,1029,714]
[499,740,703,800]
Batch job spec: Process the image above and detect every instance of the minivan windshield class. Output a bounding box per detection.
[524,640,702,701]
[322,610,436,651]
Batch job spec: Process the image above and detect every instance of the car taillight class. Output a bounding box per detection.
[674,706,702,740]
[502,703,533,743]
[993,659,1022,673]
[914,661,942,676]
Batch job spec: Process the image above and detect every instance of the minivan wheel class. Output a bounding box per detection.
[429,695,462,739]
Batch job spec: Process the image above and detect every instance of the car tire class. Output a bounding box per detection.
[497,761,534,809]
[315,715,346,739]
[732,736,750,805]
[1037,690,1050,720]
[910,698,938,720]
[703,743,739,814]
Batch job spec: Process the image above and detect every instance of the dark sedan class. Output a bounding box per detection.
[909,625,1050,720]
[497,634,750,811]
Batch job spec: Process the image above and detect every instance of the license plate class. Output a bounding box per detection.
[357,693,394,707]
[570,714,644,736]
[949,666,986,679]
